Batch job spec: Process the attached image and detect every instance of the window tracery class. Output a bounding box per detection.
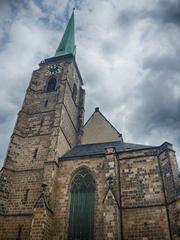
[68,169,95,240]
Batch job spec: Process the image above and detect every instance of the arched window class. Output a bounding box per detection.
[68,169,95,240]
[72,84,77,102]
[47,78,56,92]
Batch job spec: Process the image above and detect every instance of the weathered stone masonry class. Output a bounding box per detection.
[0,54,86,239]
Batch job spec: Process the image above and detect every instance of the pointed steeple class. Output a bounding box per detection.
[55,9,76,57]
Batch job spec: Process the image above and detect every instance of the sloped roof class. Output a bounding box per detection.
[83,108,122,137]
[55,10,75,57]
[60,141,156,160]
[81,108,123,144]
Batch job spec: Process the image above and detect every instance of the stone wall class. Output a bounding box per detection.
[52,146,179,240]
[158,143,177,203]
[123,206,170,240]
[5,134,51,170]
[4,56,84,171]
[30,208,53,240]
[6,169,43,213]
[0,215,32,240]
[0,55,85,239]
[52,157,105,240]
[0,147,179,239]
[119,154,164,207]
[169,199,180,240]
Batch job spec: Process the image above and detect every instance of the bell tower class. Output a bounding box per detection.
[0,10,85,239]
[4,9,85,171]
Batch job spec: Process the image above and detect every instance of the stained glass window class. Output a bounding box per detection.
[68,169,96,240]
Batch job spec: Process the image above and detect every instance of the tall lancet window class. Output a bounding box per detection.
[68,169,96,240]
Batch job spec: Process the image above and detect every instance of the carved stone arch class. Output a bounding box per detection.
[68,167,96,240]
[69,166,97,190]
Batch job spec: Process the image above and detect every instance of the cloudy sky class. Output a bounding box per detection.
[0,0,180,168]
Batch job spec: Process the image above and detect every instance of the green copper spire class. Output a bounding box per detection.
[55,9,76,57]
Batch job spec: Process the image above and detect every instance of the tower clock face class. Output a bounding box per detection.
[47,64,62,75]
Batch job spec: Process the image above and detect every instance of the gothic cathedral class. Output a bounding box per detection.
[0,10,180,240]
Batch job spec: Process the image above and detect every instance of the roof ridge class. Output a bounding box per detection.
[60,140,158,160]
[76,140,122,147]
[75,140,154,147]
[97,110,122,137]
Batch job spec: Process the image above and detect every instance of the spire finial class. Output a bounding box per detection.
[55,10,76,57]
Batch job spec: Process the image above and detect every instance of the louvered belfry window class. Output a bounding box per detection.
[68,169,96,240]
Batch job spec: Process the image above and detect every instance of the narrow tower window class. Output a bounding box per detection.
[33,148,38,159]
[47,78,56,92]
[68,169,96,240]
[44,100,48,107]
[72,83,77,102]
[23,189,29,204]
[17,226,22,240]
[40,118,44,127]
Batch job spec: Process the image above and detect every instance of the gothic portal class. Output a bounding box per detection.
[0,10,180,240]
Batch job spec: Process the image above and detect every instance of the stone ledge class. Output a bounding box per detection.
[0,212,33,217]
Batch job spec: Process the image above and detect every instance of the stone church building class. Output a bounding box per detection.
[0,11,180,240]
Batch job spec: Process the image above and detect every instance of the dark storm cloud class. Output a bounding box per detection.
[138,43,180,139]
[128,57,180,148]
[143,54,180,73]
[102,0,180,164]
[133,74,180,130]
[117,0,180,27]
[158,0,180,24]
